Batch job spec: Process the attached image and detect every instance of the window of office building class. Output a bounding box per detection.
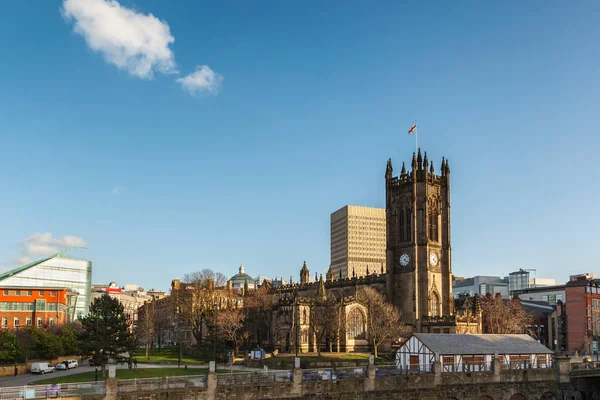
[39,291,44,296]
[37,318,43,328]
[49,318,55,327]
[14,318,20,328]
[1,317,7,328]
[15,290,21,296]
[26,318,32,327]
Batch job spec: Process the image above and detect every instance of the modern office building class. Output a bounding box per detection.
[508,269,556,294]
[0,249,92,319]
[453,275,508,297]
[330,205,386,279]
[0,286,76,328]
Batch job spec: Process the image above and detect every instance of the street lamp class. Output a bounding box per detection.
[213,303,218,363]
[14,325,19,376]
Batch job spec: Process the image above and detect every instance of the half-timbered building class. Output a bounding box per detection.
[396,333,553,372]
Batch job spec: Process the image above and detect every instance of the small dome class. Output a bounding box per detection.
[229,265,255,288]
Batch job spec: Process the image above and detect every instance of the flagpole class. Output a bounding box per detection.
[415,120,418,153]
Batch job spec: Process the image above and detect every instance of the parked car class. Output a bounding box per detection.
[31,362,55,374]
[65,359,78,369]
[55,362,67,371]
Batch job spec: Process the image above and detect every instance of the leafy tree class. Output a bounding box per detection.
[16,328,36,362]
[79,294,133,377]
[58,325,81,355]
[32,329,63,359]
[358,287,409,358]
[0,330,18,364]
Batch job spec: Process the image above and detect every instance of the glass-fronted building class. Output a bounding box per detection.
[0,249,92,319]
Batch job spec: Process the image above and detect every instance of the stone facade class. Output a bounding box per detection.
[262,152,480,353]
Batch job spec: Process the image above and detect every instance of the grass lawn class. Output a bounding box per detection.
[35,368,208,384]
[133,346,203,365]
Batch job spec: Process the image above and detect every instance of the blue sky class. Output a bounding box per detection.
[1,0,599,291]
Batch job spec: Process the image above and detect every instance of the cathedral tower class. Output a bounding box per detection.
[385,150,453,332]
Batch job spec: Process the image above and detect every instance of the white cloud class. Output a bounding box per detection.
[62,0,177,79]
[112,185,124,194]
[12,233,88,265]
[176,65,224,95]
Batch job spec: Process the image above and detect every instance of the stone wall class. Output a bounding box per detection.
[111,367,562,400]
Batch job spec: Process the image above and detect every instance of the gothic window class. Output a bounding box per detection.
[303,309,308,324]
[430,293,440,317]
[347,308,366,339]
[428,214,439,241]
[399,210,405,241]
[404,210,411,242]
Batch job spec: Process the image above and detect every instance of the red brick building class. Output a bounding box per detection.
[0,286,74,329]
[565,278,600,354]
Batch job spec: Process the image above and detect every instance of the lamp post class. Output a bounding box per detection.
[213,303,218,363]
[14,325,19,376]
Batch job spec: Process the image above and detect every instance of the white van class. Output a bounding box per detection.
[31,362,55,374]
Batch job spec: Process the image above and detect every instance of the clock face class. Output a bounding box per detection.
[429,253,439,267]
[399,253,410,267]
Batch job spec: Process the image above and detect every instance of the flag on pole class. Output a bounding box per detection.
[408,123,417,135]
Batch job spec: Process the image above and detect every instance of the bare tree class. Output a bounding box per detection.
[136,301,155,360]
[176,269,228,344]
[308,292,341,356]
[243,286,277,347]
[481,293,534,334]
[217,307,246,355]
[358,287,409,358]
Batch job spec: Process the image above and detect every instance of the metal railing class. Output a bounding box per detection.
[217,371,292,386]
[302,366,367,381]
[117,375,207,393]
[0,382,106,399]
[375,365,405,377]
[571,361,600,371]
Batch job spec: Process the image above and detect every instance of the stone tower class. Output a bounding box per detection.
[385,150,453,332]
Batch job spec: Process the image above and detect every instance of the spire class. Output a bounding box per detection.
[441,157,446,177]
[300,261,309,285]
[326,266,334,282]
[385,158,393,180]
[423,151,429,169]
[352,268,356,278]
[315,271,318,282]
[400,162,407,178]
[417,148,423,170]
[381,263,384,275]
[445,159,450,175]
[429,161,435,175]
[411,152,417,170]
[317,274,326,299]
[366,265,370,276]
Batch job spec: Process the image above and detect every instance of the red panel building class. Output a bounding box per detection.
[565,278,600,354]
[0,286,74,329]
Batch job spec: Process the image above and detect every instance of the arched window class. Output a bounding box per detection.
[399,210,405,241]
[347,308,365,339]
[430,293,440,317]
[428,214,439,242]
[404,210,411,242]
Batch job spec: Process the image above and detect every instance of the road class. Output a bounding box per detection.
[0,363,267,388]
[0,363,152,388]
